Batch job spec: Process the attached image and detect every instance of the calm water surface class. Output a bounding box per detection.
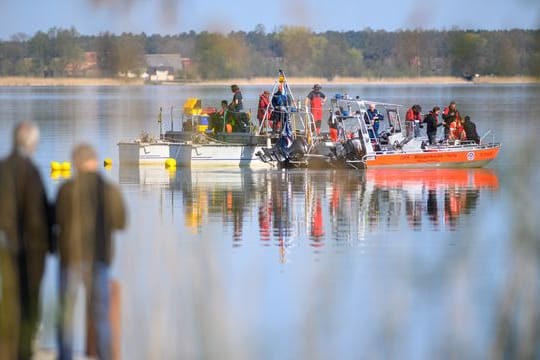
[1,84,539,359]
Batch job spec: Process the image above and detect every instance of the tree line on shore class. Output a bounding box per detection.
[0,25,538,80]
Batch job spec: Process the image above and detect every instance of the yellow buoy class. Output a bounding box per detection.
[60,161,71,171]
[50,161,61,171]
[50,170,61,180]
[165,158,176,168]
[104,158,113,167]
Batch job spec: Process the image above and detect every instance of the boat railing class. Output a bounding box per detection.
[480,129,495,144]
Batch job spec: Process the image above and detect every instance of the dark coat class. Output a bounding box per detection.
[463,120,480,143]
[423,112,442,134]
[56,172,126,268]
[0,151,52,359]
[0,152,51,257]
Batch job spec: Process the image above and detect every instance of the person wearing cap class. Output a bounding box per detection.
[55,143,126,360]
[305,84,326,135]
[405,104,423,138]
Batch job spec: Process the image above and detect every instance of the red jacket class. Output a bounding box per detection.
[405,108,422,121]
[257,93,271,121]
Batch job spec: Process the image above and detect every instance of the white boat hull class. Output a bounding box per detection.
[118,141,191,165]
[118,141,270,168]
[189,144,270,168]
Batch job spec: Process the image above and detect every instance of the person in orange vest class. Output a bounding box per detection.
[449,116,467,141]
[405,104,423,138]
[442,101,461,140]
[305,84,326,135]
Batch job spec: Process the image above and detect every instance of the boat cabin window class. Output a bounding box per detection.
[340,116,363,137]
[386,108,401,133]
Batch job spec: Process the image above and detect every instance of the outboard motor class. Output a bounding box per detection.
[289,137,308,161]
[342,138,364,161]
[379,130,390,145]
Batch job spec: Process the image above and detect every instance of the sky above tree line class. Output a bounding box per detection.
[0,0,538,40]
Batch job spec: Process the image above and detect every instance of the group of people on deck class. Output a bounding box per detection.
[255,83,481,147]
[208,84,249,133]
[257,83,327,135]
[405,101,480,145]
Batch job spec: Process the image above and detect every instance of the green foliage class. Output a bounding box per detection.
[194,32,252,79]
[117,33,146,76]
[96,32,119,76]
[0,26,538,79]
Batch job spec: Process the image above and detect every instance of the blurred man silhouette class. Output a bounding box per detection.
[0,121,53,360]
[56,143,126,360]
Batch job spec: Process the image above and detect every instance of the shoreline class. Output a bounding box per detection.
[0,75,538,87]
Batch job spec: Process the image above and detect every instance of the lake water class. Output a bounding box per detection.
[1,83,540,359]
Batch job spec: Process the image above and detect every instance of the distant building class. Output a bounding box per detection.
[142,54,191,81]
[143,66,175,81]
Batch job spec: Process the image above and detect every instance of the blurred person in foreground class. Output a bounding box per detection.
[0,121,53,360]
[56,143,126,360]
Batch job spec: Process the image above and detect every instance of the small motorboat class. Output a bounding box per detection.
[311,97,500,169]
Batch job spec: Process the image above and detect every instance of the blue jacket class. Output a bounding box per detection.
[364,108,384,123]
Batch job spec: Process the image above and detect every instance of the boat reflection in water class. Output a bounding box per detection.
[119,165,498,261]
[364,168,499,232]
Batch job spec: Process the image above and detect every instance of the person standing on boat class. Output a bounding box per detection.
[328,111,340,142]
[305,84,326,135]
[0,121,54,360]
[405,104,423,138]
[364,103,384,138]
[422,106,443,145]
[229,84,243,112]
[442,101,461,140]
[271,86,290,134]
[462,115,480,144]
[56,143,126,360]
[257,90,272,131]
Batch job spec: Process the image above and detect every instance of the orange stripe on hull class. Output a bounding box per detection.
[366,146,500,169]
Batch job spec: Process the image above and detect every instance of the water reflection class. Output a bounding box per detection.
[119,166,498,256]
[366,169,498,232]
